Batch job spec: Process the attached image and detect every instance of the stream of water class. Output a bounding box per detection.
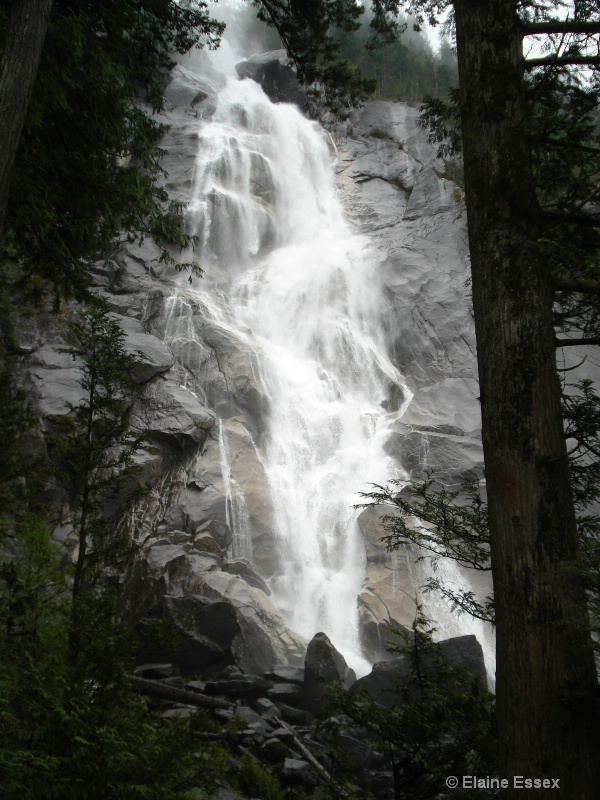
[179,72,415,675]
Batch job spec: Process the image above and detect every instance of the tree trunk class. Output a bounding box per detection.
[453,1,599,796]
[0,0,53,240]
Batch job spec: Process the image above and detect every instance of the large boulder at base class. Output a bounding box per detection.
[126,541,307,675]
[303,632,356,715]
[353,634,487,708]
[235,51,308,109]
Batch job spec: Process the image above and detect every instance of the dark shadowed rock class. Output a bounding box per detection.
[279,757,315,787]
[267,682,304,708]
[221,559,271,595]
[354,633,487,708]
[266,665,305,685]
[236,51,308,109]
[303,632,356,715]
[134,663,174,679]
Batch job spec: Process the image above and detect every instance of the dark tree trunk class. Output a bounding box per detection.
[453,1,599,795]
[0,0,53,240]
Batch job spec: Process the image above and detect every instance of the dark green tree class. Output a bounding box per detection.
[253,0,600,794]
[0,0,53,241]
[326,604,495,800]
[47,301,146,606]
[0,308,224,800]
[1,0,224,300]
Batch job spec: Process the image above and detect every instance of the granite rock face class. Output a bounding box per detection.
[235,50,309,110]
[331,102,487,645]
[14,55,491,685]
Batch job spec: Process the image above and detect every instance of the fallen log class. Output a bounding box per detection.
[130,675,235,711]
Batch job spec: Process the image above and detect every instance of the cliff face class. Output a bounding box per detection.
[14,53,488,678]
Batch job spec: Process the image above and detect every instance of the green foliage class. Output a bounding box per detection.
[417,88,461,157]
[2,0,224,300]
[325,604,496,799]
[251,0,381,112]
[0,303,222,800]
[359,475,495,624]
[46,300,147,603]
[334,12,458,103]
[235,754,285,800]
[0,371,39,521]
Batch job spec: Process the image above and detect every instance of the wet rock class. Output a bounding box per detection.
[193,532,225,557]
[273,702,311,726]
[255,697,280,720]
[131,379,216,450]
[184,680,206,694]
[234,706,263,726]
[357,591,410,663]
[205,674,272,701]
[123,330,174,383]
[235,51,308,110]
[195,520,233,551]
[221,559,271,595]
[26,345,86,418]
[161,707,197,720]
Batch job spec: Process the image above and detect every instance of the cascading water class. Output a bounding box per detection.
[179,73,413,675]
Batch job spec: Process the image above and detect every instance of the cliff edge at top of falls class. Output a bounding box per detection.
[12,54,489,682]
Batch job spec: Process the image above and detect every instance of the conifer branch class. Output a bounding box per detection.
[521,21,600,37]
[525,55,600,69]
[553,276,600,294]
[555,336,600,347]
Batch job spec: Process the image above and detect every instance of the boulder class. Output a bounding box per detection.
[279,757,315,787]
[123,330,174,383]
[267,683,304,708]
[221,559,271,595]
[354,634,487,708]
[303,632,356,715]
[235,51,308,109]
[131,379,216,450]
[126,542,307,675]
[266,665,305,685]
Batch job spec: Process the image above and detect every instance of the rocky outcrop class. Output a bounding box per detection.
[329,101,490,658]
[125,627,489,799]
[235,50,308,110]
[354,634,487,708]
[14,52,492,688]
[303,632,356,714]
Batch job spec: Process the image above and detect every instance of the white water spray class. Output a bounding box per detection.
[181,75,413,675]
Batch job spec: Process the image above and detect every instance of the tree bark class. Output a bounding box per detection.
[453,1,599,796]
[0,0,53,241]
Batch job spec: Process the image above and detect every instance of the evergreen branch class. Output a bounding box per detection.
[521,21,600,37]
[555,336,600,347]
[544,211,600,229]
[553,276,600,294]
[525,55,600,68]
[541,138,600,157]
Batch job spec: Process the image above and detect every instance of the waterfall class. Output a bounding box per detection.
[180,74,412,676]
